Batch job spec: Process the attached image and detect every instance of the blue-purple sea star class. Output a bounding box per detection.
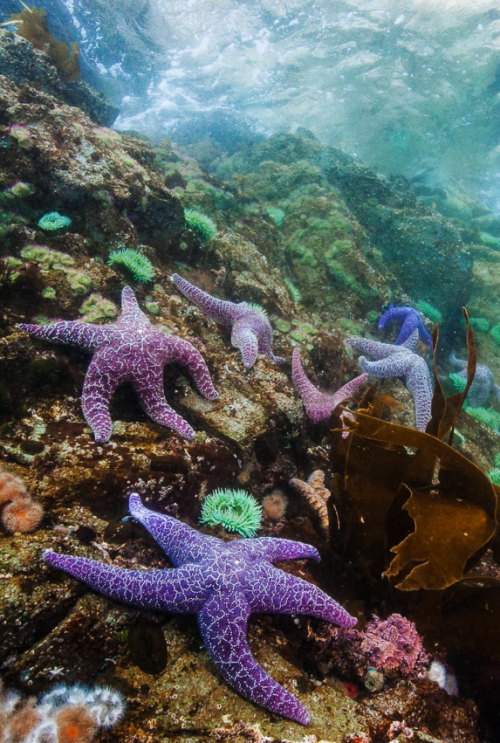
[19,287,218,441]
[448,350,500,407]
[43,493,356,725]
[346,330,433,431]
[173,274,285,369]
[292,348,368,426]
[378,304,433,350]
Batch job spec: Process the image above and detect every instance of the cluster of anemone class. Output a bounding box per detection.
[108,248,154,283]
[200,488,262,538]
[37,211,72,232]
[184,208,217,244]
[0,468,43,534]
[0,679,125,742]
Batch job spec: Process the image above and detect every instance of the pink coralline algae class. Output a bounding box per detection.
[359,613,429,678]
[19,286,218,441]
[310,612,429,682]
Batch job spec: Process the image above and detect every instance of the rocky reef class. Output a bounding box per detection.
[1,26,500,743]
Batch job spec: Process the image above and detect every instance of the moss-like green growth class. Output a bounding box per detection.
[37,211,72,232]
[265,206,285,227]
[79,294,118,322]
[145,301,160,315]
[42,286,56,299]
[200,489,262,538]
[21,245,74,269]
[490,324,500,347]
[108,248,154,283]
[284,277,302,303]
[465,405,500,432]
[290,244,318,267]
[415,300,442,324]
[468,317,490,333]
[65,268,92,297]
[184,208,217,244]
[0,182,35,204]
[272,318,291,333]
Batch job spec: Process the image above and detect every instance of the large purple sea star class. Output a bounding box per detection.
[448,350,500,407]
[173,273,285,368]
[378,304,432,350]
[19,287,218,441]
[346,330,433,431]
[44,493,356,724]
[291,348,368,423]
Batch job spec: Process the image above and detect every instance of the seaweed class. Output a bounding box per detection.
[331,310,498,591]
[3,4,80,83]
[329,313,500,658]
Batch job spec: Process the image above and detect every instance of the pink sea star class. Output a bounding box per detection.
[173,273,285,368]
[291,348,368,426]
[19,286,218,441]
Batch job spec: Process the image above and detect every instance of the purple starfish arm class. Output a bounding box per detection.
[81,344,131,442]
[228,536,320,563]
[118,285,152,327]
[43,494,356,724]
[245,562,356,626]
[19,286,217,441]
[173,273,238,325]
[43,551,209,612]
[347,330,433,431]
[346,336,410,359]
[378,305,432,349]
[17,320,114,353]
[173,273,285,368]
[378,305,408,330]
[198,592,311,725]
[231,319,260,368]
[292,348,367,422]
[129,492,222,566]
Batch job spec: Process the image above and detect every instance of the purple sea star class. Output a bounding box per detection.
[173,273,285,369]
[19,286,218,441]
[448,350,500,407]
[378,304,433,350]
[292,348,368,425]
[43,493,356,725]
[346,330,433,431]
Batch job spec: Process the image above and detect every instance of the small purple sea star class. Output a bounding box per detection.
[292,348,368,425]
[173,273,285,369]
[44,493,356,725]
[346,330,433,431]
[448,350,500,407]
[378,304,432,350]
[19,286,218,441]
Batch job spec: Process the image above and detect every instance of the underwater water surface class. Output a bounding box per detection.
[1,1,500,742]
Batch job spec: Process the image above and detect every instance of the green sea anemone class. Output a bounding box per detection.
[490,324,500,347]
[448,372,467,393]
[284,277,302,303]
[108,248,154,283]
[200,488,262,538]
[415,300,442,324]
[488,467,500,486]
[184,208,217,244]
[245,302,267,316]
[37,211,72,232]
[465,404,500,432]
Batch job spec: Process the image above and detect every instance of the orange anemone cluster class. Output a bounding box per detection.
[0,468,43,534]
